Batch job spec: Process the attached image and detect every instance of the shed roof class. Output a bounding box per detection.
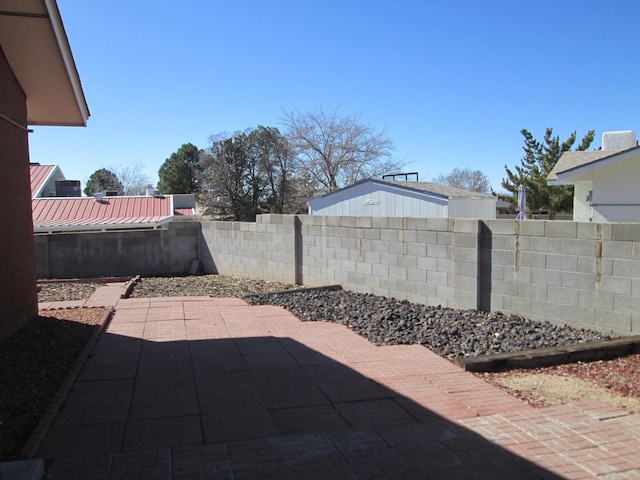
[0,0,89,126]
[309,178,494,205]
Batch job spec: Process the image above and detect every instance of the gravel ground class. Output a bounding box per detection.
[38,282,101,302]
[245,289,613,360]
[0,308,107,461]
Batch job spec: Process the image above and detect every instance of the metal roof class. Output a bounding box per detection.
[32,196,195,233]
[0,0,89,126]
[30,164,57,198]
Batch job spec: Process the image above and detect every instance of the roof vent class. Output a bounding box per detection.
[602,131,636,151]
[94,192,104,202]
[146,186,155,196]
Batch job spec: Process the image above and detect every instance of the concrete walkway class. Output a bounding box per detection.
[33,285,640,478]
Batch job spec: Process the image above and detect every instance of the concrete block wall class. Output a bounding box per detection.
[35,222,200,279]
[199,215,298,284]
[484,220,640,335]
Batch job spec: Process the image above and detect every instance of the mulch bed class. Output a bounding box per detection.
[0,308,108,461]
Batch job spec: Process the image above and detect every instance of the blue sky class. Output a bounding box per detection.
[29,0,640,194]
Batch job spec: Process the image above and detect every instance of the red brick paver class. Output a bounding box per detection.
[34,288,640,479]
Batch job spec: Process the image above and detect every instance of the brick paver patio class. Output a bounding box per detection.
[32,285,640,478]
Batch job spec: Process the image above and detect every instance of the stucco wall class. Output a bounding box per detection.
[591,155,640,222]
[35,222,200,279]
[0,47,38,343]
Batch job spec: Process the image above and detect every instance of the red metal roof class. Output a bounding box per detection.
[30,164,56,198]
[174,207,195,216]
[32,196,175,231]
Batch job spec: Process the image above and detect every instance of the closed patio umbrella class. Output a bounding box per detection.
[516,184,527,220]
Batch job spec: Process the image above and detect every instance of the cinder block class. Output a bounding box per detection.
[548,286,579,305]
[416,230,437,244]
[605,241,634,260]
[454,246,477,263]
[614,294,640,315]
[518,221,545,236]
[356,262,372,275]
[450,290,477,310]
[372,263,389,278]
[347,271,365,285]
[437,231,453,245]
[483,219,515,235]
[579,290,613,311]
[452,218,478,234]
[453,232,478,248]
[560,304,594,326]
[371,217,389,229]
[356,216,372,228]
[416,256,437,271]
[612,258,640,277]
[453,275,477,292]
[405,217,430,230]
[427,244,451,259]
[425,218,452,232]
[362,228,381,240]
[562,238,596,256]
[397,279,418,295]
[520,251,546,268]
[517,283,547,301]
[576,256,597,274]
[341,260,357,273]
[596,275,631,295]
[436,257,453,273]
[530,237,563,253]
[546,253,578,271]
[561,271,595,290]
[408,267,427,282]
[612,223,640,241]
[545,221,577,238]
[389,265,407,280]
[454,260,477,278]
[502,295,532,315]
[388,217,406,229]
[407,242,427,256]
[595,310,631,334]
[427,270,448,286]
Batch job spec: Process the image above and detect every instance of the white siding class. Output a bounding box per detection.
[308,181,496,218]
[591,156,640,222]
[448,198,497,219]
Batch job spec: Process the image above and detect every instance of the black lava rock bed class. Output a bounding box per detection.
[245,288,614,360]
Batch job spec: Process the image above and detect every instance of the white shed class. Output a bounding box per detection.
[307,179,497,218]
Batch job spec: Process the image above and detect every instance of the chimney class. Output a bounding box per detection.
[602,131,637,151]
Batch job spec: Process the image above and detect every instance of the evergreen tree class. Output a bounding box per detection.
[501,128,595,216]
[157,143,202,194]
[84,168,123,196]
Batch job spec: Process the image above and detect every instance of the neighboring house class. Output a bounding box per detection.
[307,179,497,219]
[0,0,89,342]
[30,164,196,234]
[548,131,640,222]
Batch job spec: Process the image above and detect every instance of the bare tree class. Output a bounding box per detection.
[111,160,152,196]
[434,167,491,194]
[282,106,401,194]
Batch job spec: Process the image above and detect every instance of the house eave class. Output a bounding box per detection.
[0,0,90,126]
